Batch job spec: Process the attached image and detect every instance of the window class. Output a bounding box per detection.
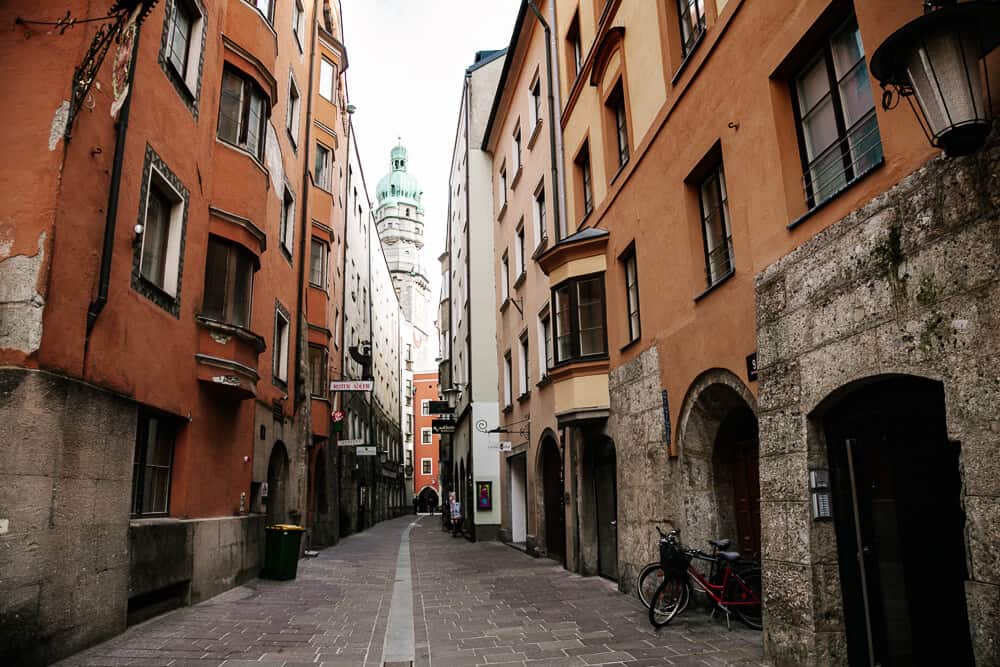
[792,17,882,209]
[622,247,640,342]
[286,76,301,145]
[530,78,542,127]
[607,83,629,169]
[165,0,204,96]
[518,333,529,396]
[309,238,327,287]
[202,237,254,327]
[218,67,267,160]
[254,0,273,22]
[500,252,510,302]
[319,58,336,102]
[309,345,327,397]
[406,414,413,438]
[567,12,583,78]
[421,458,432,475]
[421,399,430,416]
[512,127,522,174]
[421,427,432,445]
[315,143,332,190]
[503,351,513,407]
[698,162,734,287]
[575,141,593,219]
[677,0,706,59]
[280,187,295,253]
[515,224,525,279]
[139,169,185,297]
[533,186,547,247]
[292,0,305,47]
[553,274,607,363]
[499,165,508,208]
[273,306,290,383]
[537,308,552,378]
[131,412,175,516]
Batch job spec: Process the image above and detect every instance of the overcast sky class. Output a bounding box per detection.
[340,0,520,336]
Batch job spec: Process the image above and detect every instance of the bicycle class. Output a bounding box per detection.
[635,527,733,610]
[647,529,762,630]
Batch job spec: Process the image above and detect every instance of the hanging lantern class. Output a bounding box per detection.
[870,1,1000,157]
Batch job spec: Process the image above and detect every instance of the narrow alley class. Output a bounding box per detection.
[57,516,763,667]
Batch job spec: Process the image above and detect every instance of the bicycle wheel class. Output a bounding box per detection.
[729,568,763,630]
[636,562,665,609]
[648,576,688,628]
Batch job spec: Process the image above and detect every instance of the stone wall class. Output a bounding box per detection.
[754,133,1000,665]
[0,369,135,666]
[606,346,670,591]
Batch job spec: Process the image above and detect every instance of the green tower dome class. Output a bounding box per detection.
[376,142,423,211]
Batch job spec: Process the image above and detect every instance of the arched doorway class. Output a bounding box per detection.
[713,408,760,558]
[676,371,760,558]
[417,486,439,513]
[266,442,289,526]
[539,437,565,564]
[592,437,618,580]
[821,376,971,666]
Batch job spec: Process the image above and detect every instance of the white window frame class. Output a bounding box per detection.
[421,458,433,475]
[529,75,541,127]
[512,126,522,173]
[518,333,529,397]
[166,0,205,95]
[319,58,336,102]
[315,143,332,191]
[421,427,432,445]
[309,237,327,288]
[500,252,510,302]
[533,183,546,248]
[421,399,430,416]
[274,307,290,382]
[515,223,525,278]
[139,167,185,297]
[498,163,508,207]
[503,351,513,407]
[286,74,301,146]
[536,307,551,380]
[280,187,295,253]
[254,0,273,23]
[292,0,305,50]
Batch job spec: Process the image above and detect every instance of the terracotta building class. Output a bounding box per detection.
[412,371,442,510]
[0,0,356,662]
[480,0,999,664]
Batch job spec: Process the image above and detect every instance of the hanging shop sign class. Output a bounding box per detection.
[330,380,374,392]
[337,438,366,447]
[356,446,377,456]
[427,400,453,414]
[432,418,456,434]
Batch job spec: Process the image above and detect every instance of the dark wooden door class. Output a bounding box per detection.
[594,439,618,580]
[541,440,565,563]
[732,438,761,558]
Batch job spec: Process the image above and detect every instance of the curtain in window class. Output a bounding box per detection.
[141,187,172,289]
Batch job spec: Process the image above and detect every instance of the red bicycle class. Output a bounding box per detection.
[648,528,762,630]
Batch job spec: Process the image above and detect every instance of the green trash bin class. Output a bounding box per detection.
[262,524,305,580]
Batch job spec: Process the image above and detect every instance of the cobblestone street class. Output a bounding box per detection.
[57,516,764,667]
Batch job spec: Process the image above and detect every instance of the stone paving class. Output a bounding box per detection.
[57,516,764,667]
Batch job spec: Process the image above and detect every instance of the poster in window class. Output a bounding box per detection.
[476,481,492,512]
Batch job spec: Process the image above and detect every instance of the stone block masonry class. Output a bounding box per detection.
[754,126,1000,665]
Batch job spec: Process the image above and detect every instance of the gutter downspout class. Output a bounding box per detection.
[295,0,320,410]
[86,25,142,341]
[526,1,563,240]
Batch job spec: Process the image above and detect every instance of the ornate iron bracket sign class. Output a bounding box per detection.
[476,417,531,442]
[18,1,158,140]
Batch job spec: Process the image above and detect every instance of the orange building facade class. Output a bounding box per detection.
[412,371,442,509]
[0,0,353,663]
[484,0,1000,663]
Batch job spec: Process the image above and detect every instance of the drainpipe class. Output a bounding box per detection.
[294,0,321,411]
[526,1,563,240]
[463,73,475,541]
[85,26,142,341]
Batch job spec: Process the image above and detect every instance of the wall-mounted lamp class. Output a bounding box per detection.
[871,1,1000,156]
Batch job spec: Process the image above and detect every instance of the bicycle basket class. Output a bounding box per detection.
[659,540,692,572]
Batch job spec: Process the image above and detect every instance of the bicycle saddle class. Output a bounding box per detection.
[708,538,731,549]
[718,551,742,562]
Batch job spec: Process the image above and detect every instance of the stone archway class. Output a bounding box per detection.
[676,369,759,556]
[266,441,290,526]
[417,485,439,513]
[813,374,972,666]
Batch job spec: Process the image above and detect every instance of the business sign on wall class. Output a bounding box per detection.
[330,380,374,392]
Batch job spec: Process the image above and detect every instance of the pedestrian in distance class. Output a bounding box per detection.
[448,492,462,537]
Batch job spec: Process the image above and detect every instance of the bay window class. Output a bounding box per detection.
[218,67,267,160]
[202,237,254,327]
[552,274,607,364]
